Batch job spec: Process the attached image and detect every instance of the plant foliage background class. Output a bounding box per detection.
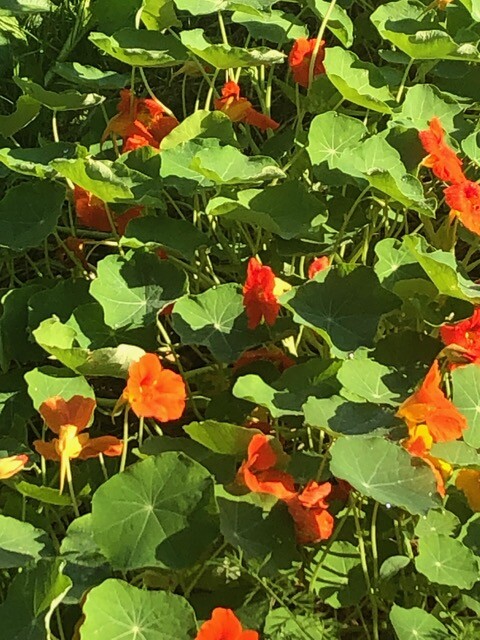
[0,0,480,638]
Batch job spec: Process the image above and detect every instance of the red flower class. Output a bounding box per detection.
[444,180,480,236]
[196,608,258,640]
[236,434,296,501]
[418,117,465,184]
[214,81,279,132]
[233,346,295,372]
[242,257,280,330]
[308,256,331,279]
[288,38,326,88]
[440,307,480,368]
[396,360,467,443]
[285,481,334,544]
[73,186,142,235]
[34,396,122,492]
[0,454,28,480]
[122,353,186,422]
[102,89,178,151]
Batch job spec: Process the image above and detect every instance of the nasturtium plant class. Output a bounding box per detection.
[2,0,480,638]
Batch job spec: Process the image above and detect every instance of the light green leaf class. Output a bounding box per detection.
[337,357,405,406]
[33,317,145,378]
[430,441,480,466]
[173,0,228,14]
[307,111,367,167]
[459,0,480,21]
[231,8,307,42]
[0,95,40,137]
[160,109,237,150]
[308,0,354,48]
[324,47,394,114]
[390,605,450,640]
[89,29,187,67]
[371,0,480,61]
[0,142,78,179]
[452,364,480,448]
[24,366,94,409]
[184,420,260,455]
[172,283,272,362]
[415,532,478,589]
[0,181,66,251]
[142,0,181,30]
[0,515,46,568]
[0,0,52,14]
[14,77,104,111]
[392,84,464,131]
[462,130,480,166]
[415,509,460,539]
[91,453,219,570]
[281,267,399,354]
[80,579,197,640]
[13,480,75,506]
[374,237,426,293]
[53,62,129,91]
[180,28,285,69]
[330,436,440,514]
[405,235,480,304]
[90,252,187,330]
[206,182,325,239]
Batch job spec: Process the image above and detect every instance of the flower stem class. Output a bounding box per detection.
[120,407,130,473]
[308,0,337,88]
[67,469,80,518]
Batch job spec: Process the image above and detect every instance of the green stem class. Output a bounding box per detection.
[120,407,130,473]
[67,472,80,518]
[308,0,337,88]
[396,58,414,103]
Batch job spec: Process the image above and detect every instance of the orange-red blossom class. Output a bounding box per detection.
[122,353,186,422]
[242,257,282,330]
[237,434,334,544]
[288,38,326,88]
[0,454,28,480]
[73,186,142,235]
[102,89,178,152]
[440,307,480,368]
[34,396,122,493]
[214,81,279,132]
[195,608,258,640]
[308,256,331,279]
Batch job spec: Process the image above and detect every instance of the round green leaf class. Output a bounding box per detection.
[0,181,66,251]
[392,84,464,132]
[390,605,450,640]
[324,47,394,114]
[281,267,399,354]
[90,252,187,330]
[0,95,40,137]
[80,579,197,640]
[89,29,187,67]
[14,77,104,111]
[231,9,307,43]
[337,357,405,406]
[160,109,237,150]
[53,62,130,91]
[330,436,440,514]
[24,366,94,409]
[180,28,285,69]
[184,420,261,455]
[415,532,478,589]
[452,364,480,447]
[0,515,46,568]
[308,0,354,48]
[307,111,367,167]
[0,142,78,179]
[91,453,219,570]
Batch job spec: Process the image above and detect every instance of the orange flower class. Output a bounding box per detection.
[73,186,142,235]
[440,307,480,368]
[288,38,326,88]
[34,396,122,492]
[308,256,331,279]
[444,180,480,236]
[242,257,280,330]
[102,89,178,151]
[214,81,279,132]
[285,480,334,544]
[418,117,465,184]
[233,346,295,372]
[396,360,467,443]
[236,433,296,501]
[456,469,480,511]
[0,454,28,480]
[403,424,452,497]
[122,353,186,422]
[196,608,258,640]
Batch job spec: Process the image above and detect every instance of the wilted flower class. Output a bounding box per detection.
[234,346,295,372]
